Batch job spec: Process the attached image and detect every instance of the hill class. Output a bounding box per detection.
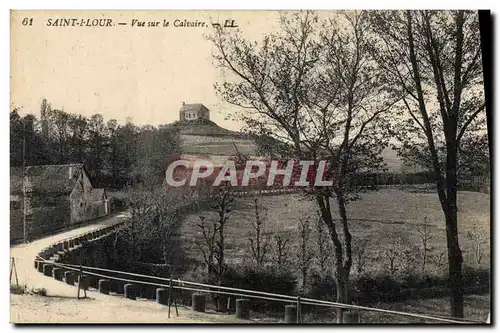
[167,118,258,157]
[167,117,417,173]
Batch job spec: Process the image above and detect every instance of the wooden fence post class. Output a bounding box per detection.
[10,257,19,287]
[168,278,172,318]
[173,280,179,317]
[77,265,83,299]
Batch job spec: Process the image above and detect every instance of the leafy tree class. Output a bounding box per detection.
[10,109,45,166]
[209,11,397,321]
[10,98,181,190]
[68,114,88,163]
[111,185,186,269]
[10,109,24,166]
[44,108,71,163]
[86,114,108,181]
[134,125,181,187]
[114,121,139,186]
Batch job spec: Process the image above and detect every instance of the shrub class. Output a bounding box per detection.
[213,264,298,313]
[463,265,490,289]
[10,284,27,295]
[225,265,297,295]
[308,272,336,300]
[30,287,47,296]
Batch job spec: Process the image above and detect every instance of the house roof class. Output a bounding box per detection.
[24,164,85,194]
[180,103,209,114]
[90,188,106,202]
[10,167,23,194]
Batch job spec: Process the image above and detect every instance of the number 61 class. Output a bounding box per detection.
[22,18,33,26]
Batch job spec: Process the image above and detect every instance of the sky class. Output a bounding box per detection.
[10,10,287,131]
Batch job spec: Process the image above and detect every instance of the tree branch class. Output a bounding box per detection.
[457,103,486,143]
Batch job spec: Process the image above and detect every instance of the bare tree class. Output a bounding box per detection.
[213,187,234,286]
[401,246,420,278]
[430,251,447,272]
[382,245,400,276]
[249,198,269,267]
[112,185,185,269]
[370,10,485,317]
[352,238,369,276]
[195,187,234,311]
[273,233,290,269]
[209,12,398,321]
[466,223,487,265]
[418,216,433,274]
[196,216,218,276]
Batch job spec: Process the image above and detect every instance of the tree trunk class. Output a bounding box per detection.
[335,267,349,323]
[422,249,427,274]
[406,10,465,318]
[316,193,352,323]
[444,189,464,318]
[445,210,464,318]
[445,117,464,318]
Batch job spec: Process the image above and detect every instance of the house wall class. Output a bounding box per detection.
[26,194,70,239]
[17,167,112,242]
[87,199,110,220]
[70,170,94,224]
[180,107,210,121]
[10,207,24,243]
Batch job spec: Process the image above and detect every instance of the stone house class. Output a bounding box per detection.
[10,163,110,242]
[179,102,210,121]
[89,188,110,218]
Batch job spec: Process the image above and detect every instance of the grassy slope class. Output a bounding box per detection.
[179,188,490,323]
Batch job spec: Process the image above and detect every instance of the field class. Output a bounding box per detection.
[180,187,490,279]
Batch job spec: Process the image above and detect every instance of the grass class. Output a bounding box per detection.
[180,188,490,275]
[300,294,490,323]
[175,187,491,323]
[10,284,48,297]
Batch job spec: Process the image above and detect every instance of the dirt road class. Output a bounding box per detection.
[10,213,247,324]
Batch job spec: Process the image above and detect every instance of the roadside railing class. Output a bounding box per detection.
[31,256,486,324]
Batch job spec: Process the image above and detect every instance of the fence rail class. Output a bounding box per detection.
[30,256,484,324]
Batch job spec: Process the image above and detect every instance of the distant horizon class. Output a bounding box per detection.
[10,10,288,132]
[13,97,244,130]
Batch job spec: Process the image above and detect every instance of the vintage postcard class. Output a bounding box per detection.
[9,9,491,324]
